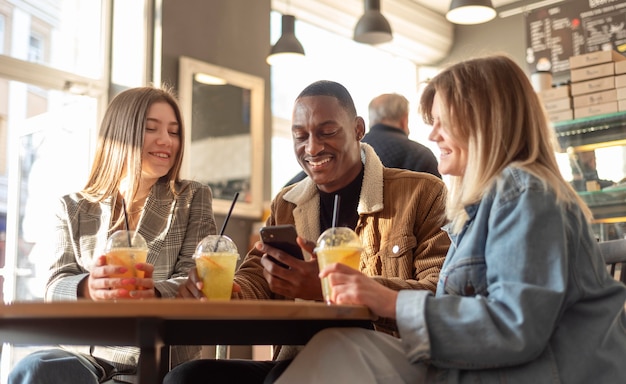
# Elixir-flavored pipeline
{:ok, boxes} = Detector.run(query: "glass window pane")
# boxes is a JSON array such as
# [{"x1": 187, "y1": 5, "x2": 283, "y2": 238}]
[
  {"x1": 111, "y1": 0, "x2": 148, "y2": 87},
  {"x1": 3, "y1": 0, "x2": 104, "y2": 79},
  {"x1": 0, "y1": 77, "x2": 97, "y2": 303},
  {"x1": 0, "y1": 14, "x2": 5, "y2": 54}
]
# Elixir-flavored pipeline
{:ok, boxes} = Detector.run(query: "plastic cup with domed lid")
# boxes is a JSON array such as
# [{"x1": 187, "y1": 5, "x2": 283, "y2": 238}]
[
  {"x1": 104, "y1": 230, "x2": 148, "y2": 294},
  {"x1": 193, "y1": 234, "x2": 240, "y2": 300},
  {"x1": 315, "y1": 227, "x2": 363, "y2": 304}
]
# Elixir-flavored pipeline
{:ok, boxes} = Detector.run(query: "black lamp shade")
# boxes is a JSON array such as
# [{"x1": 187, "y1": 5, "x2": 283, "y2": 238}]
[
  {"x1": 267, "y1": 15, "x2": 305, "y2": 65},
  {"x1": 446, "y1": 0, "x2": 496, "y2": 25},
  {"x1": 353, "y1": 0, "x2": 393, "y2": 45}
]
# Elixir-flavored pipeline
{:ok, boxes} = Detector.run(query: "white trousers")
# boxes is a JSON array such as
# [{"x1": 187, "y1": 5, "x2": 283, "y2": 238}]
[{"x1": 275, "y1": 328, "x2": 426, "y2": 384}]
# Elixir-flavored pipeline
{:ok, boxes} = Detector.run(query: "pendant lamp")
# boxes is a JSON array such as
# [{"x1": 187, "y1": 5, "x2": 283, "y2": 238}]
[
  {"x1": 267, "y1": 14, "x2": 305, "y2": 65},
  {"x1": 446, "y1": 0, "x2": 497, "y2": 25},
  {"x1": 354, "y1": 0, "x2": 393, "y2": 45}
]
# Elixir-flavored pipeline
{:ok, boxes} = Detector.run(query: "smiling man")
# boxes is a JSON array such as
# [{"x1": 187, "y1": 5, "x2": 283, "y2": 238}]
[{"x1": 168, "y1": 80, "x2": 450, "y2": 384}]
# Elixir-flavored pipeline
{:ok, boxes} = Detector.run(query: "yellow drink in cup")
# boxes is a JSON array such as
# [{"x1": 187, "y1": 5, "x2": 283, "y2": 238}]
[
  {"x1": 317, "y1": 246, "x2": 361, "y2": 303},
  {"x1": 105, "y1": 230, "x2": 149, "y2": 293},
  {"x1": 195, "y1": 252, "x2": 239, "y2": 299},
  {"x1": 106, "y1": 248, "x2": 148, "y2": 291},
  {"x1": 316, "y1": 227, "x2": 363, "y2": 304},
  {"x1": 194, "y1": 235, "x2": 240, "y2": 300}
]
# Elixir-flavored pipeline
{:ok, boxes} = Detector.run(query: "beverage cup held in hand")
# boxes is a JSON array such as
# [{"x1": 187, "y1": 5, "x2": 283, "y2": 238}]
[
  {"x1": 315, "y1": 227, "x2": 363, "y2": 304},
  {"x1": 105, "y1": 230, "x2": 148, "y2": 292},
  {"x1": 194, "y1": 235, "x2": 240, "y2": 300}
]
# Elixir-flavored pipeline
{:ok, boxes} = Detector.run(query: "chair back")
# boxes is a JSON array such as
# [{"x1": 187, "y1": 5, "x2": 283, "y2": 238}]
[{"x1": 599, "y1": 239, "x2": 626, "y2": 284}]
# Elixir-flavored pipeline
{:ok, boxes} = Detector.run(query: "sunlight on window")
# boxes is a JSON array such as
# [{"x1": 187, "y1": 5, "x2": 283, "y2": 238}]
[{"x1": 111, "y1": 0, "x2": 147, "y2": 87}]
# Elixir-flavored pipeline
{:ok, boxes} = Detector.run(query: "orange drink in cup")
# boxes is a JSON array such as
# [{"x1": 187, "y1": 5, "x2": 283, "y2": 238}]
[
  {"x1": 105, "y1": 230, "x2": 148, "y2": 293},
  {"x1": 194, "y1": 235, "x2": 240, "y2": 300},
  {"x1": 315, "y1": 227, "x2": 363, "y2": 304}
]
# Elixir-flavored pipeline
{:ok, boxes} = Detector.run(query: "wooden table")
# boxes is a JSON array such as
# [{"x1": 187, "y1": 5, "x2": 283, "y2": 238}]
[{"x1": 0, "y1": 299, "x2": 373, "y2": 384}]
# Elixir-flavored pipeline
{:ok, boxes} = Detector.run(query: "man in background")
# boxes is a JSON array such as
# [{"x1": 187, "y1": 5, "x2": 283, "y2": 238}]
[{"x1": 285, "y1": 92, "x2": 440, "y2": 186}]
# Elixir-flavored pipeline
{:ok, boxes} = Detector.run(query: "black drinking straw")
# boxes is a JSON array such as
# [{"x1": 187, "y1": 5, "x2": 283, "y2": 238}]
[
  {"x1": 214, "y1": 192, "x2": 239, "y2": 251},
  {"x1": 121, "y1": 198, "x2": 132, "y2": 246},
  {"x1": 332, "y1": 194, "x2": 340, "y2": 228}
]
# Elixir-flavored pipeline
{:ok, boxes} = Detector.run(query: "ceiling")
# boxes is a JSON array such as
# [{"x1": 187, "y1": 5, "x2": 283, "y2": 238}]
[{"x1": 272, "y1": 0, "x2": 536, "y2": 65}]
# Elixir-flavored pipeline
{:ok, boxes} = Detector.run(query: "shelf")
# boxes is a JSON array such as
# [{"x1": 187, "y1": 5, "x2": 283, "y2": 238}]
[
  {"x1": 554, "y1": 113, "x2": 626, "y2": 229},
  {"x1": 578, "y1": 186, "x2": 626, "y2": 223},
  {"x1": 553, "y1": 111, "x2": 626, "y2": 152}
]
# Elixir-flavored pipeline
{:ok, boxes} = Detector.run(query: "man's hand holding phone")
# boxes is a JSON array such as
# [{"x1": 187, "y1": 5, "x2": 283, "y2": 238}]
[
  {"x1": 259, "y1": 224, "x2": 304, "y2": 268},
  {"x1": 258, "y1": 225, "x2": 323, "y2": 300}
]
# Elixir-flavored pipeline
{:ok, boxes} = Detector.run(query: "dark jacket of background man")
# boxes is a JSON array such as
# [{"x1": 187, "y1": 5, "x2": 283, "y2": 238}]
[{"x1": 285, "y1": 93, "x2": 441, "y2": 186}]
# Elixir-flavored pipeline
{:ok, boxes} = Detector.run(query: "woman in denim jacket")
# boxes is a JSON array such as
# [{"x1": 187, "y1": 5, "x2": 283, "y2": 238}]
[{"x1": 273, "y1": 55, "x2": 626, "y2": 383}]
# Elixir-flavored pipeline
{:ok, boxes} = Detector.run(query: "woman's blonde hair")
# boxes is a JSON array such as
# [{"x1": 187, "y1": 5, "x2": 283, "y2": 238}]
[
  {"x1": 81, "y1": 86, "x2": 185, "y2": 204},
  {"x1": 419, "y1": 54, "x2": 592, "y2": 233}
]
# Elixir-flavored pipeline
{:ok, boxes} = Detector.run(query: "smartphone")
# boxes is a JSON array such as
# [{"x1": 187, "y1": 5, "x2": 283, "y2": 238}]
[{"x1": 259, "y1": 224, "x2": 304, "y2": 268}]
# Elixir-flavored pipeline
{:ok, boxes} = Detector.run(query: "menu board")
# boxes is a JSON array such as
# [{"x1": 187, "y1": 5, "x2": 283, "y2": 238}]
[{"x1": 526, "y1": 0, "x2": 626, "y2": 80}]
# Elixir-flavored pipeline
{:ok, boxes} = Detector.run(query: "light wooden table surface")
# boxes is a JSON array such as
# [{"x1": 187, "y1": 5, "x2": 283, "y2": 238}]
[{"x1": 0, "y1": 299, "x2": 373, "y2": 383}]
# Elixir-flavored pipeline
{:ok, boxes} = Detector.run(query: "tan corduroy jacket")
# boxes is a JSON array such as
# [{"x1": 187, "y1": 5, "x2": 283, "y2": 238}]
[{"x1": 234, "y1": 143, "x2": 450, "y2": 359}]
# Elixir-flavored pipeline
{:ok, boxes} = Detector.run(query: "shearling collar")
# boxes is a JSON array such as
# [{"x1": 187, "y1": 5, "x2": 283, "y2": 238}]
[
  {"x1": 283, "y1": 143, "x2": 385, "y2": 243},
  {"x1": 284, "y1": 143, "x2": 384, "y2": 213}
]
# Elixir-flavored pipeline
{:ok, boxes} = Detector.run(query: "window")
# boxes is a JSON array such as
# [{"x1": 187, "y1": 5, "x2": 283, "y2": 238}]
[
  {"x1": 0, "y1": 0, "x2": 108, "y2": 304},
  {"x1": 28, "y1": 34, "x2": 43, "y2": 63},
  {"x1": 0, "y1": 0, "x2": 116, "y2": 377},
  {"x1": 0, "y1": 14, "x2": 5, "y2": 54}
]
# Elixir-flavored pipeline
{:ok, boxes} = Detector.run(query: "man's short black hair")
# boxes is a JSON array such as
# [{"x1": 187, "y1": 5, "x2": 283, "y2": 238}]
[{"x1": 296, "y1": 80, "x2": 357, "y2": 118}]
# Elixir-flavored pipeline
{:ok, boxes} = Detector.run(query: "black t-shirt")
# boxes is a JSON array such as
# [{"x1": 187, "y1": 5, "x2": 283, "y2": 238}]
[{"x1": 318, "y1": 167, "x2": 364, "y2": 232}]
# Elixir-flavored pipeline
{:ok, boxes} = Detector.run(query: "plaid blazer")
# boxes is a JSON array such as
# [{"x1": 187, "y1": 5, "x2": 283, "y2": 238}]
[{"x1": 45, "y1": 179, "x2": 216, "y2": 383}]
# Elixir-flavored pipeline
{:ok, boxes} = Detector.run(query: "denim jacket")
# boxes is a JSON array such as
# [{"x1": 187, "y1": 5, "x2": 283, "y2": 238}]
[{"x1": 396, "y1": 167, "x2": 626, "y2": 383}]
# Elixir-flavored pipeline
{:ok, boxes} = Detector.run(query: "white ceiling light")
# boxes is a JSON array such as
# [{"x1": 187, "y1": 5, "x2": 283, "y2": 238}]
[
  {"x1": 446, "y1": 0, "x2": 497, "y2": 25},
  {"x1": 194, "y1": 73, "x2": 227, "y2": 85},
  {"x1": 267, "y1": 14, "x2": 306, "y2": 65},
  {"x1": 353, "y1": 0, "x2": 393, "y2": 44}
]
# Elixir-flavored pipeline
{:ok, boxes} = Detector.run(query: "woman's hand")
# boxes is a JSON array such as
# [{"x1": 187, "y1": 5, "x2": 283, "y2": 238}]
[
  {"x1": 177, "y1": 267, "x2": 205, "y2": 299},
  {"x1": 320, "y1": 263, "x2": 398, "y2": 319},
  {"x1": 128, "y1": 262, "x2": 156, "y2": 298},
  {"x1": 83, "y1": 255, "x2": 157, "y2": 300}
]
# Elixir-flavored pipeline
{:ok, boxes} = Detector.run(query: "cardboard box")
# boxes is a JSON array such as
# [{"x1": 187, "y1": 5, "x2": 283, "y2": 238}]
[
  {"x1": 573, "y1": 89, "x2": 617, "y2": 108},
  {"x1": 615, "y1": 60, "x2": 626, "y2": 75},
  {"x1": 569, "y1": 50, "x2": 626, "y2": 69},
  {"x1": 570, "y1": 62, "x2": 615, "y2": 82},
  {"x1": 574, "y1": 101, "x2": 618, "y2": 119},
  {"x1": 571, "y1": 76, "x2": 615, "y2": 96},
  {"x1": 543, "y1": 97, "x2": 572, "y2": 113},
  {"x1": 616, "y1": 74, "x2": 626, "y2": 88},
  {"x1": 547, "y1": 109, "x2": 573, "y2": 123},
  {"x1": 537, "y1": 85, "x2": 570, "y2": 101}
]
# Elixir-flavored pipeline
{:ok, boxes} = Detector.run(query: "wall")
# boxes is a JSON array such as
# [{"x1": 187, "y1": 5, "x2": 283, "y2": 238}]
[
  {"x1": 438, "y1": 13, "x2": 527, "y2": 72},
  {"x1": 160, "y1": 0, "x2": 272, "y2": 257}
]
